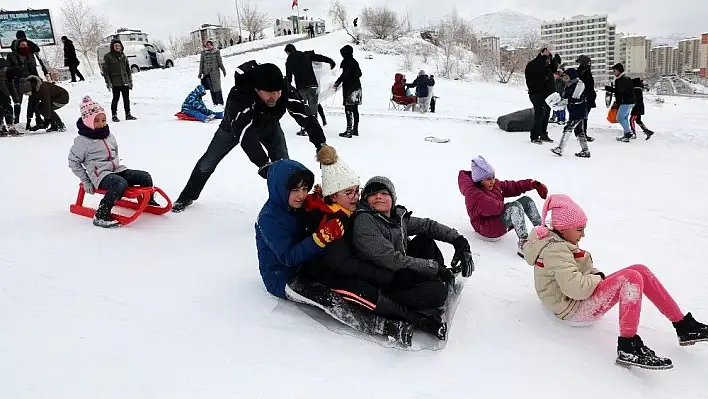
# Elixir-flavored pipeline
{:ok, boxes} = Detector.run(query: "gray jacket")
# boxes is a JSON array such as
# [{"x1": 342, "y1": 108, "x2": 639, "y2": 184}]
[
  {"x1": 68, "y1": 133, "x2": 127, "y2": 188},
  {"x1": 199, "y1": 49, "x2": 226, "y2": 92},
  {"x1": 352, "y1": 203, "x2": 461, "y2": 277}
]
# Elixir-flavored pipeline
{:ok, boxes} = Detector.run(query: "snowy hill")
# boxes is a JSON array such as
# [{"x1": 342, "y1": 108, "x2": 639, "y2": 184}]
[
  {"x1": 2, "y1": 30, "x2": 708, "y2": 398},
  {"x1": 472, "y1": 9, "x2": 542, "y2": 45},
  {"x1": 650, "y1": 33, "x2": 693, "y2": 47}
]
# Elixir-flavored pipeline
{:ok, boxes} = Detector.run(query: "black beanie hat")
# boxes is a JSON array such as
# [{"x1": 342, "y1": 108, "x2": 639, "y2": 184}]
[
  {"x1": 252, "y1": 63, "x2": 284, "y2": 92},
  {"x1": 16, "y1": 30, "x2": 26, "y2": 39},
  {"x1": 284, "y1": 43, "x2": 296, "y2": 53}
]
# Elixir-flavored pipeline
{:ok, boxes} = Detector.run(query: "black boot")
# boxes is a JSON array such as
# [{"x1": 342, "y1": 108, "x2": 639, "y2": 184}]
[
  {"x1": 539, "y1": 133, "x2": 553, "y2": 143},
  {"x1": 374, "y1": 295, "x2": 447, "y2": 341},
  {"x1": 112, "y1": 114, "x2": 120, "y2": 123},
  {"x1": 93, "y1": 201, "x2": 120, "y2": 228},
  {"x1": 616, "y1": 335, "x2": 672, "y2": 370},
  {"x1": 673, "y1": 312, "x2": 708, "y2": 346},
  {"x1": 339, "y1": 109, "x2": 354, "y2": 138},
  {"x1": 351, "y1": 110, "x2": 359, "y2": 136},
  {"x1": 125, "y1": 113, "x2": 137, "y2": 121},
  {"x1": 171, "y1": 198, "x2": 194, "y2": 213}
]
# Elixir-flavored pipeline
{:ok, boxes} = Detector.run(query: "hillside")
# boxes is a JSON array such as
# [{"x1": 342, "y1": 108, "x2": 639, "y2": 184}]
[{"x1": 472, "y1": 9, "x2": 541, "y2": 45}]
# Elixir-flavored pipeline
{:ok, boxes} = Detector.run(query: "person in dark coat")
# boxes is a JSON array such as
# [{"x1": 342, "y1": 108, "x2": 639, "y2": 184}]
[
  {"x1": 573, "y1": 55, "x2": 596, "y2": 142},
  {"x1": 61, "y1": 36, "x2": 85, "y2": 82},
  {"x1": 172, "y1": 62, "x2": 328, "y2": 213},
  {"x1": 334, "y1": 45, "x2": 362, "y2": 138},
  {"x1": 284, "y1": 44, "x2": 335, "y2": 136},
  {"x1": 6, "y1": 35, "x2": 46, "y2": 127},
  {"x1": 604, "y1": 63, "x2": 635, "y2": 142},
  {"x1": 630, "y1": 77, "x2": 654, "y2": 140},
  {"x1": 300, "y1": 146, "x2": 449, "y2": 341},
  {"x1": 255, "y1": 157, "x2": 415, "y2": 347},
  {"x1": 524, "y1": 48, "x2": 555, "y2": 144},
  {"x1": 407, "y1": 70, "x2": 435, "y2": 112},
  {"x1": 19, "y1": 75, "x2": 69, "y2": 132},
  {"x1": 102, "y1": 39, "x2": 135, "y2": 122}
]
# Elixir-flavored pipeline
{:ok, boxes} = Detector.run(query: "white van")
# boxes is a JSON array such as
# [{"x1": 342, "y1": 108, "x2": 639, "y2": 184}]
[{"x1": 97, "y1": 41, "x2": 174, "y2": 75}]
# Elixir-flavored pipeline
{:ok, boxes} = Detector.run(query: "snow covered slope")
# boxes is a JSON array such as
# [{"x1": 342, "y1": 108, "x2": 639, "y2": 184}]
[
  {"x1": 472, "y1": 9, "x2": 542, "y2": 46},
  {"x1": 1, "y1": 30, "x2": 708, "y2": 399}
]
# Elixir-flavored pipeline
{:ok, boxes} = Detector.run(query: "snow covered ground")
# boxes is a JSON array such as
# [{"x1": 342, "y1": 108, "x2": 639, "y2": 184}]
[{"x1": 2, "y1": 30, "x2": 708, "y2": 398}]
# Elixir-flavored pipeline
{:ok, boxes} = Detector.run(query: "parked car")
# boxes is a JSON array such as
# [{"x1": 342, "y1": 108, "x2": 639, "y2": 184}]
[{"x1": 97, "y1": 41, "x2": 174, "y2": 75}]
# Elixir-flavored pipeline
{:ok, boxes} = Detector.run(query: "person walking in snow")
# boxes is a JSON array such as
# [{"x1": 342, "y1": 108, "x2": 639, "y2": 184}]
[
  {"x1": 0, "y1": 58, "x2": 21, "y2": 136},
  {"x1": 284, "y1": 44, "x2": 336, "y2": 136},
  {"x1": 255, "y1": 157, "x2": 414, "y2": 347},
  {"x1": 407, "y1": 70, "x2": 435, "y2": 113},
  {"x1": 198, "y1": 40, "x2": 227, "y2": 106},
  {"x1": 61, "y1": 36, "x2": 85, "y2": 82},
  {"x1": 604, "y1": 63, "x2": 635, "y2": 142},
  {"x1": 458, "y1": 155, "x2": 547, "y2": 257},
  {"x1": 574, "y1": 55, "x2": 596, "y2": 142},
  {"x1": 630, "y1": 77, "x2": 654, "y2": 140},
  {"x1": 550, "y1": 68, "x2": 592, "y2": 158},
  {"x1": 333, "y1": 45, "x2": 362, "y2": 138},
  {"x1": 524, "y1": 48, "x2": 555, "y2": 144},
  {"x1": 300, "y1": 146, "x2": 449, "y2": 341},
  {"x1": 352, "y1": 176, "x2": 475, "y2": 310},
  {"x1": 180, "y1": 85, "x2": 224, "y2": 123},
  {"x1": 18, "y1": 75, "x2": 69, "y2": 132},
  {"x1": 102, "y1": 39, "x2": 136, "y2": 122},
  {"x1": 523, "y1": 194, "x2": 708, "y2": 370},
  {"x1": 68, "y1": 96, "x2": 158, "y2": 228},
  {"x1": 171, "y1": 62, "x2": 328, "y2": 213}
]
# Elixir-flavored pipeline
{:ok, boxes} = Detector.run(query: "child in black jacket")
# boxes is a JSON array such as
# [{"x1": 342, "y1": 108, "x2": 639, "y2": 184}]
[{"x1": 630, "y1": 78, "x2": 654, "y2": 140}]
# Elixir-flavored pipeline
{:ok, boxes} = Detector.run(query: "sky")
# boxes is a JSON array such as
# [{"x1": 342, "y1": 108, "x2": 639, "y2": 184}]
[{"x1": 3, "y1": 0, "x2": 707, "y2": 43}]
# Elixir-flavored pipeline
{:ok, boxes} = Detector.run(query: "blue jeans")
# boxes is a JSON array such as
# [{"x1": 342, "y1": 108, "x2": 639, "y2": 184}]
[
  {"x1": 553, "y1": 109, "x2": 566, "y2": 122},
  {"x1": 617, "y1": 104, "x2": 634, "y2": 133}
]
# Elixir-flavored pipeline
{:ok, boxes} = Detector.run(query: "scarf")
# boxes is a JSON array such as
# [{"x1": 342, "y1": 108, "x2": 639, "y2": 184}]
[{"x1": 76, "y1": 118, "x2": 110, "y2": 140}]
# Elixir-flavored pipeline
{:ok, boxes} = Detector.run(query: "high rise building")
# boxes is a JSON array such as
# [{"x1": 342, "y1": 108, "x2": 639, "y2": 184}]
[
  {"x1": 700, "y1": 33, "x2": 708, "y2": 78},
  {"x1": 480, "y1": 36, "x2": 501, "y2": 65},
  {"x1": 540, "y1": 14, "x2": 617, "y2": 84},
  {"x1": 649, "y1": 45, "x2": 677, "y2": 76},
  {"x1": 677, "y1": 38, "x2": 701, "y2": 76},
  {"x1": 619, "y1": 36, "x2": 649, "y2": 76}
]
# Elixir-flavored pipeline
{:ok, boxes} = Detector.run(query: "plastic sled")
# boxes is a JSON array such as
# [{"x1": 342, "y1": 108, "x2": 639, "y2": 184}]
[
  {"x1": 69, "y1": 184, "x2": 172, "y2": 226},
  {"x1": 175, "y1": 112, "x2": 201, "y2": 121}
]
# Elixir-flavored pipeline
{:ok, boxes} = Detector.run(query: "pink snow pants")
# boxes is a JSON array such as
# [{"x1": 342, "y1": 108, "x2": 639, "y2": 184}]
[{"x1": 571, "y1": 264, "x2": 684, "y2": 337}]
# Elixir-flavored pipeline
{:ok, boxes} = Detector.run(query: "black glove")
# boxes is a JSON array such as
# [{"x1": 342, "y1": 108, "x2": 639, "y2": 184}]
[
  {"x1": 257, "y1": 162, "x2": 273, "y2": 179},
  {"x1": 437, "y1": 265, "x2": 455, "y2": 286},
  {"x1": 451, "y1": 236, "x2": 475, "y2": 277},
  {"x1": 594, "y1": 272, "x2": 606, "y2": 280}
]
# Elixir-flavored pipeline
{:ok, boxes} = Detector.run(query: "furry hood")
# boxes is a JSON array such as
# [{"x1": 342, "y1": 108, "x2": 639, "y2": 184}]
[{"x1": 27, "y1": 75, "x2": 43, "y2": 91}]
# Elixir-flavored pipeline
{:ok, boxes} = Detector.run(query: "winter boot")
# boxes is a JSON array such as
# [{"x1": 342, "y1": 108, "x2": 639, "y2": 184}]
[
  {"x1": 112, "y1": 114, "x2": 120, "y2": 123},
  {"x1": 574, "y1": 150, "x2": 591, "y2": 158},
  {"x1": 374, "y1": 295, "x2": 447, "y2": 341},
  {"x1": 296, "y1": 129, "x2": 308, "y2": 136},
  {"x1": 93, "y1": 202, "x2": 120, "y2": 228},
  {"x1": 517, "y1": 239, "x2": 527, "y2": 258},
  {"x1": 7, "y1": 125, "x2": 23, "y2": 136},
  {"x1": 673, "y1": 312, "x2": 708, "y2": 346},
  {"x1": 645, "y1": 130, "x2": 654, "y2": 140},
  {"x1": 380, "y1": 319, "x2": 414, "y2": 347},
  {"x1": 550, "y1": 147, "x2": 563, "y2": 156},
  {"x1": 616, "y1": 335, "x2": 672, "y2": 370},
  {"x1": 171, "y1": 198, "x2": 193, "y2": 213},
  {"x1": 539, "y1": 134, "x2": 553, "y2": 143},
  {"x1": 340, "y1": 109, "x2": 354, "y2": 138},
  {"x1": 0, "y1": 125, "x2": 7, "y2": 137},
  {"x1": 125, "y1": 113, "x2": 137, "y2": 121},
  {"x1": 148, "y1": 195, "x2": 160, "y2": 207},
  {"x1": 530, "y1": 138, "x2": 543, "y2": 145},
  {"x1": 616, "y1": 132, "x2": 632, "y2": 142}
]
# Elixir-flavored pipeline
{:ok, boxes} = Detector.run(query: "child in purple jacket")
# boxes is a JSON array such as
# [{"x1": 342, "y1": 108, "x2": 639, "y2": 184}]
[{"x1": 458, "y1": 155, "x2": 547, "y2": 257}]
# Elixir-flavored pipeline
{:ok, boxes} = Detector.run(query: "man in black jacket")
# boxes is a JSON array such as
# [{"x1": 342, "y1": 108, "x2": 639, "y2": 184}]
[
  {"x1": 524, "y1": 48, "x2": 555, "y2": 144},
  {"x1": 284, "y1": 44, "x2": 335, "y2": 136},
  {"x1": 605, "y1": 63, "x2": 636, "y2": 142},
  {"x1": 172, "y1": 62, "x2": 328, "y2": 213},
  {"x1": 61, "y1": 36, "x2": 85, "y2": 82}
]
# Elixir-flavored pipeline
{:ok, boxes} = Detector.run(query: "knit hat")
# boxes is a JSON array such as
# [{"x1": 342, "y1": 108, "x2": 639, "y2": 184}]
[
  {"x1": 470, "y1": 155, "x2": 495, "y2": 182},
  {"x1": 80, "y1": 96, "x2": 106, "y2": 128},
  {"x1": 316, "y1": 145, "x2": 360, "y2": 196},
  {"x1": 535, "y1": 194, "x2": 587, "y2": 239},
  {"x1": 418, "y1": 69, "x2": 426, "y2": 76},
  {"x1": 563, "y1": 68, "x2": 578, "y2": 80},
  {"x1": 362, "y1": 176, "x2": 397, "y2": 205},
  {"x1": 251, "y1": 63, "x2": 284, "y2": 92}
]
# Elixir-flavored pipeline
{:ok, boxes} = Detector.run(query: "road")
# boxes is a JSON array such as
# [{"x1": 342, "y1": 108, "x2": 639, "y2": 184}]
[{"x1": 657, "y1": 76, "x2": 708, "y2": 97}]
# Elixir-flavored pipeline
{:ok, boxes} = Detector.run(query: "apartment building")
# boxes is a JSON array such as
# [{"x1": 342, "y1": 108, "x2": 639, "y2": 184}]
[
  {"x1": 700, "y1": 33, "x2": 708, "y2": 78},
  {"x1": 649, "y1": 45, "x2": 677, "y2": 76},
  {"x1": 677, "y1": 38, "x2": 701, "y2": 75},
  {"x1": 619, "y1": 35, "x2": 649, "y2": 76},
  {"x1": 540, "y1": 14, "x2": 617, "y2": 84},
  {"x1": 480, "y1": 36, "x2": 501, "y2": 64}
]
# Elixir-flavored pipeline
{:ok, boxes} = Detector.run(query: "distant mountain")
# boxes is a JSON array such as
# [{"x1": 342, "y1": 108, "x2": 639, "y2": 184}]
[
  {"x1": 649, "y1": 33, "x2": 695, "y2": 47},
  {"x1": 472, "y1": 9, "x2": 541, "y2": 46}
]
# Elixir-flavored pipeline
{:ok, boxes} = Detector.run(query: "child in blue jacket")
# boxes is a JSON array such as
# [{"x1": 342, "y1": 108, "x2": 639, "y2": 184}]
[
  {"x1": 255, "y1": 157, "x2": 415, "y2": 346},
  {"x1": 181, "y1": 85, "x2": 224, "y2": 122},
  {"x1": 550, "y1": 68, "x2": 591, "y2": 158}
]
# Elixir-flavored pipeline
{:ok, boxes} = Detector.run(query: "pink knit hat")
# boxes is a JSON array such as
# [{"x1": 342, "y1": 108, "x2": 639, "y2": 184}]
[
  {"x1": 535, "y1": 194, "x2": 588, "y2": 239},
  {"x1": 80, "y1": 96, "x2": 106, "y2": 129}
]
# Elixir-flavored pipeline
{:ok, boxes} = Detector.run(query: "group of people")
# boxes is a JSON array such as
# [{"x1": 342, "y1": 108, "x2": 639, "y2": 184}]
[{"x1": 391, "y1": 70, "x2": 437, "y2": 113}]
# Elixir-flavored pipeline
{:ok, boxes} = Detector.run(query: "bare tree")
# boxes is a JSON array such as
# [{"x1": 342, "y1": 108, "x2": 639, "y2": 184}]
[
  {"x1": 481, "y1": 34, "x2": 541, "y2": 83},
  {"x1": 328, "y1": 0, "x2": 359, "y2": 43},
  {"x1": 360, "y1": 6, "x2": 408, "y2": 40},
  {"x1": 433, "y1": 8, "x2": 477, "y2": 79},
  {"x1": 216, "y1": 13, "x2": 234, "y2": 27},
  {"x1": 59, "y1": 0, "x2": 110, "y2": 75},
  {"x1": 239, "y1": 1, "x2": 270, "y2": 41},
  {"x1": 167, "y1": 33, "x2": 200, "y2": 58}
]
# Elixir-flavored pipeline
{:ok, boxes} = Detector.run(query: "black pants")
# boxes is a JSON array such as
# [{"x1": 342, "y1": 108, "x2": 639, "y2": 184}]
[
  {"x1": 97, "y1": 169, "x2": 153, "y2": 210},
  {"x1": 430, "y1": 96, "x2": 436, "y2": 113},
  {"x1": 574, "y1": 107, "x2": 592, "y2": 137},
  {"x1": 11, "y1": 89, "x2": 43, "y2": 125},
  {"x1": 529, "y1": 93, "x2": 551, "y2": 141},
  {"x1": 385, "y1": 235, "x2": 448, "y2": 310},
  {"x1": 344, "y1": 105, "x2": 359, "y2": 132},
  {"x1": 317, "y1": 104, "x2": 327, "y2": 125},
  {"x1": 41, "y1": 101, "x2": 67, "y2": 126},
  {"x1": 69, "y1": 65, "x2": 85, "y2": 82},
  {"x1": 178, "y1": 125, "x2": 289, "y2": 201},
  {"x1": 210, "y1": 90, "x2": 224, "y2": 106},
  {"x1": 111, "y1": 86, "x2": 130, "y2": 115},
  {"x1": 298, "y1": 87, "x2": 319, "y2": 132},
  {"x1": 0, "y1": 95, "x2": 12, "y2": 125}
]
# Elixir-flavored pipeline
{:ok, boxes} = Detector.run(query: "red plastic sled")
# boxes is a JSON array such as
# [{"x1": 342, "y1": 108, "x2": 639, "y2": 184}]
[
  {"x1": 175, "y1": 112, "x2": 200, "y2": 121},
  {"x1": 69, "y1": 184, "x2": 172, "y2": 226}
]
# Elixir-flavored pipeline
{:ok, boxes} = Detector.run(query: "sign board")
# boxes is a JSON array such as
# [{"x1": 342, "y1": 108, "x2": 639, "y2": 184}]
[{"x1": 0, "y1": 9, "x2": 56, "y2": 49}]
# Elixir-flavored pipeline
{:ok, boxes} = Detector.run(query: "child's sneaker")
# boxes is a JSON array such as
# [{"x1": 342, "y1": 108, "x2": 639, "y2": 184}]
[
  {"x1": 616, "y1": 335, "x2": 672, "y2": 370},
  {"x1": 616, "y1": 133, "x2": 632, "y2": 142},
  {"x1": 673, "y1": 312, "x2": 708, "y2": 346},
  {"x1": 517, "y1": 239, "x2": 527, "y2": 258},
  {"x1": 550, "y1": 147, "x2": 563, "y2": 156},
  {"x1": 575, "y1": 150, "x2": 591, "y2": 158},
  {"x1": 630, "y1": 132, "x2": 637, "y2": 139}
]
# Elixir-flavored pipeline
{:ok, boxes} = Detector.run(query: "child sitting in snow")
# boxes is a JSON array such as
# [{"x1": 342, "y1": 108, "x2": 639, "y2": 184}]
[
  {"x1": 458, "y1": 155, "x2": 547, "y2": 257},
  {"x1": 550, "y1": 68, "x2": 591, "y2": 158},
  {"x1": 524, "y1": 194, "x2": 708, "y2": 370},
  {"x1": 181, "y1": 85, "x2": 224, "y2": 123},
  {"x1": 68, "y1": 96, "x2": 157, "y2": 228}
]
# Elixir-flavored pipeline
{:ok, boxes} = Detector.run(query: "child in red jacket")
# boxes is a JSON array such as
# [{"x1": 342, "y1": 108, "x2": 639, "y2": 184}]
[{"x1": 458, "y1": 155, "x2": 548, "y2": 257}]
